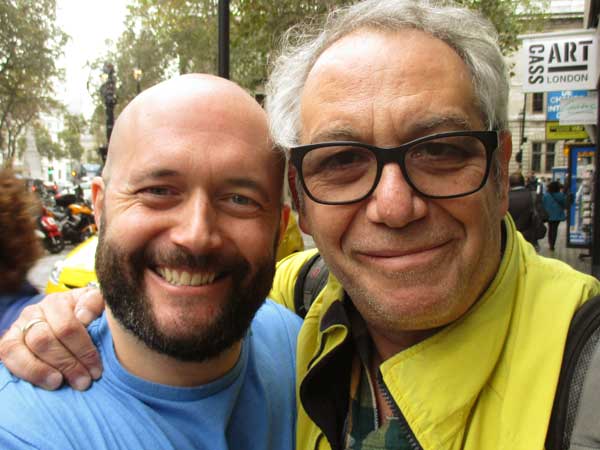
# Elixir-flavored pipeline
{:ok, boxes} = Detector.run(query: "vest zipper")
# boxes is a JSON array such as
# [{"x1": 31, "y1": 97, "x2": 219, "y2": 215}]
[{"x1": 376, "y1": 370, "x2": 423, "y2": 450}]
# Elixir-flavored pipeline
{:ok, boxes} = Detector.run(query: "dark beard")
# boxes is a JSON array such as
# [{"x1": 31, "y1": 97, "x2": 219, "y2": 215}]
[{"x1": 95, "y1": 221, "x2": 276, "y2": 363}]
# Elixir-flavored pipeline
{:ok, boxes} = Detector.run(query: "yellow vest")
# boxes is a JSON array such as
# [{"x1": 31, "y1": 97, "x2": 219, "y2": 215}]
[
  {"x1": 270, "y1": 217, "x2": 600, "y2": 450},
  {"x1": 276, "y1": 212, "x2": 304, "y2": 262}
]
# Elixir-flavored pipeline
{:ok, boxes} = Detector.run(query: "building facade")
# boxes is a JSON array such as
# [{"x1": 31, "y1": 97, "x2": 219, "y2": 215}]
[{"x1": 508, "y1": 0, "x2": 588, "y2": 184}]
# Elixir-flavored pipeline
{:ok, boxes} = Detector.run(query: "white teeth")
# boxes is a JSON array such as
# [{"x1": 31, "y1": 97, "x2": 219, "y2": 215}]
[
  {"x1": 180, "y1": 271, "x2": 191, "y2": 285},
  {"x1": 171, "y1": 270, "x2": 180, "y2": 284},
  {"x1": 156, "y1": 267, "x2": 217, "y2": 287},
  {"x1": 191, "y1": 273, "x2": 203, "y2": 285}
]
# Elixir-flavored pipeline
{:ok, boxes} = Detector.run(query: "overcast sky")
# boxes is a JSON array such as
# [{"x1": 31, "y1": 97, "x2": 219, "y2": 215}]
[{"x1": 55, "y1": 0, "x2": 129, "y2": 118}]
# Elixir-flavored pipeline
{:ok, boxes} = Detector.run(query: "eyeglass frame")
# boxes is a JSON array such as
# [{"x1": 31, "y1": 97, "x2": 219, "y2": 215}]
[{"x1": 289, "y1": 130, "x2": 500, "y2": 205}]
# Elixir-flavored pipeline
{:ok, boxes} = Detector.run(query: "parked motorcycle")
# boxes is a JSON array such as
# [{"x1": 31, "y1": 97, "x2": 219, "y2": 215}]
[
  {"x1": 36, "y1": 207, "x2": 65, "y2": 254},
  {"x1": 52, "y1": 194, "x2": 97, "y2": 244}
]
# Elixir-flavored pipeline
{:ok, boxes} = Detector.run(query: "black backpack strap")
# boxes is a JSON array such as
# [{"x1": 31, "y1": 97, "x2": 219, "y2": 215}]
[
  {"x1": 546, "y1": 295, "x2": 600, "y2": 450},
  {"x1": 293, "y1": 253, "x2": 329, "y2": 319}
]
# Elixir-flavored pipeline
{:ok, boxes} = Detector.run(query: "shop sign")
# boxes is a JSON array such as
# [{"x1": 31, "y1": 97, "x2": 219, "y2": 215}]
[
  {"x1": 522, "y1": 31, "x2": 598, "y2": 92},
  {"x1": 559, "y1": 92, "x2": 597, "y2": 125},
  {"x1": 546, "y1": 90, "x2": 588, "y2": 121},
  {"x1": 546, "y1": 121, "x2": 589, "y2": 140}
]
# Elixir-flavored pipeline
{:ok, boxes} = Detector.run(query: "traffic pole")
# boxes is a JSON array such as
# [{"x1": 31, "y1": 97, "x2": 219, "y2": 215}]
[{"x1": 218, "y1": 0, "x2": 230, "y2": 79}]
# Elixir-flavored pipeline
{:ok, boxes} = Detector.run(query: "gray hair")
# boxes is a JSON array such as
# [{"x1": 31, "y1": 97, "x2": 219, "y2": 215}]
[{"x1": 265, "y1": 0, "x2": 509, "y2": 154}]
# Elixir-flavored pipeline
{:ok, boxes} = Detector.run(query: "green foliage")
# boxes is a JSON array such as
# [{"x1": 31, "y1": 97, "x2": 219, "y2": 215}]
[
  {"x1": 33, "y1": 123, "x2": 63, "y2": 160},
  {"x1": 16, "y1": 135, "x2": 26, "y2": 158},
  {"x1": 59, "y1": 113, "x2": 87, "y2": 162},
  {"x1": 0, "y1": 0, "x2": 68, "y2": 161},
  {"x1": 456, "y1": 0, "x2": 548, "y2": 55},
  {"x1": 88, "y1": 0, "x2": 548, "y2": 134}
]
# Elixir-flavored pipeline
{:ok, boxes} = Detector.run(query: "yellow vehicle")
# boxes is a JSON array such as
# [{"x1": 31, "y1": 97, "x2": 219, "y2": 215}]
[
  {"x1": 46, "y1": 211, "x2": 305, "y2": 293},
  {"x1": 46, "y1": 235, "x2": 99, "y2": 293}
]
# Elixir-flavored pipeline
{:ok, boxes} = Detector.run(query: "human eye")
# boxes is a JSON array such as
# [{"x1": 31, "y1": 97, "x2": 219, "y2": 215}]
[
  {"x1": 136, "y1": 186, "x2": 180, "y2": 207},
  {"x1": 304, "y1": 146, "x2": 372, "y2": 177},
  {"x1": 408, "y1": 138, "x2": 483, "y2": 166},
  {"x1": 410, "y1": 143, "x2": 467, "y2": 160},
  {"x1": 221, "y1": 193, "x2": 262, "y2": 216},
  {"x1": 230, "y1": 193, "x2": 256, "y2": 206},
  {"x1": 141, "y1": 186, "x2": 175, "y2": 196}
]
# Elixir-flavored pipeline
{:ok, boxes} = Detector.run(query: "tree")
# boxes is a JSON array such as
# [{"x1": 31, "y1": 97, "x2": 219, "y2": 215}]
[
  {"x1": 59, "y1": 113, "x2": 87, "y2": 162},
  {"x1": 33, "y1": 123, "x2": 63, "y2": 161},
  {"x1": 0, "y1": 0, "x2": 68, "y2": 163},
  {"x1": 87, "y1": 0, "x2": 547, "y2": 134},
  {"x1": 457, "y1": 0, "x2": 548, "y2": 56}
]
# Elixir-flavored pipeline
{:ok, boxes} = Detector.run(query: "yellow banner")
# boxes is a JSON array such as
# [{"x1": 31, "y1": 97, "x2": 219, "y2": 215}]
[{"x1": 546, "y1": 121, "x2": 588, "y2": 140}]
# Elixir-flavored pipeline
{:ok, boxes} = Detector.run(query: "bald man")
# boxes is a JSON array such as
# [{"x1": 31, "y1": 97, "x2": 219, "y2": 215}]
[{"x1": 0, "y1": 75, "x2": 301, "y2": 450}]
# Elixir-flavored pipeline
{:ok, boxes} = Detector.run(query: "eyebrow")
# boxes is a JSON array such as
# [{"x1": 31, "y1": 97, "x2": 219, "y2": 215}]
[
  {"x1": 414, "y1": 115, "x2": 473, "y2": 133},
  {"x1": 129, "y1": 170, "x2": 274, "y2": 202},
  {"x1": 129, "y1": 168, "x2": 181, "y2": 186},
  {"x1": 309, "y1": 126, "x2": 361, "y2": 144},
  {"x1": 308, "y1": 115, "x2": 475, "y2": 145}
]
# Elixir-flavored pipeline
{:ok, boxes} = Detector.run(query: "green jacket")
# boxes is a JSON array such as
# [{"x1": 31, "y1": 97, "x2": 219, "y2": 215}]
[{"x1": 270, "y1": 217, "x2": 600, "y2": 450}]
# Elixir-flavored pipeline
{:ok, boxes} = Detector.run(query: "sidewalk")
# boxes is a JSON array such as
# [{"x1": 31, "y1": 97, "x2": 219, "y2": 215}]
[{"x1": 536, "y1": 221, "x2": 594, "y2": 276}]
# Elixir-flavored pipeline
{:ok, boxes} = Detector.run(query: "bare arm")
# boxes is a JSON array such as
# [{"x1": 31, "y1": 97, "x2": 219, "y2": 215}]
[{"x1": 0, "y1": 288, "x2": 106, "y2": 390}]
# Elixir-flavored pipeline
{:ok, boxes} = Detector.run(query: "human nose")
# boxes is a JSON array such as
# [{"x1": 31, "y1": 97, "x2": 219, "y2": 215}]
[
  {"x1": 365, "y1": 163, "x2": 428, "y2": 228},
  {"x1": 169, "y1": 196, "x2": 224, "y2": 253}
]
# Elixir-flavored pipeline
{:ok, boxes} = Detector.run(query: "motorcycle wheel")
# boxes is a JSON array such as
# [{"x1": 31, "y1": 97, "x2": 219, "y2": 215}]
[{"x1": 46, "y1": 236, "x2": 65, "y2": 254}]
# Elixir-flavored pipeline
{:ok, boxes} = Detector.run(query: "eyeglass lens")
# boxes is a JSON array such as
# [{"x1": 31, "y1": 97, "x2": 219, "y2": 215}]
[{"x1": 301, "y1": 135, "x2": 488, "y2": 203}]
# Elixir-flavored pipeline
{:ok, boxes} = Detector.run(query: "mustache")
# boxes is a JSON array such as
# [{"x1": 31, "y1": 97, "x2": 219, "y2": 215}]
[{"x1": 141, "y1": 246, "x2": 250, "y2": 274}]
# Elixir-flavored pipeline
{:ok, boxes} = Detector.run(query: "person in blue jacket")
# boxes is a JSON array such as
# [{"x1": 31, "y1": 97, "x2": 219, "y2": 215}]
[
  {"x1": 542, "y1": 181, "x2": 567, "y2": 251},
  {"x1": 0, "y1": 167, "x2": 43, "y2": 333}
]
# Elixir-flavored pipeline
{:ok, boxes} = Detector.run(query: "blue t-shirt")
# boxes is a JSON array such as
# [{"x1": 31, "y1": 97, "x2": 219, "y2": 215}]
[{"x1": 0, "y1": 299, "x2": 301, "y2": 450}]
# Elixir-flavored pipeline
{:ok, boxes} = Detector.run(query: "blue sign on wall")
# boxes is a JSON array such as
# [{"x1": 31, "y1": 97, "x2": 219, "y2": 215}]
[
  {"x1": 567, "y1": 145, "x2": 595, "y2": 248},
  {"x1": 546, "y1": 90, "x2": 588, "y2": 121}
]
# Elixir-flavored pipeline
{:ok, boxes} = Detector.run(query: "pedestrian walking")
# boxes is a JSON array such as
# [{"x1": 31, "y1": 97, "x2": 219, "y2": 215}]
[
  {"x1": 543, "y1": 181, "x2": 567, "y2": 251},
  {"x1": 508, "y1": 172, "x2": 546, "y2": 249}
]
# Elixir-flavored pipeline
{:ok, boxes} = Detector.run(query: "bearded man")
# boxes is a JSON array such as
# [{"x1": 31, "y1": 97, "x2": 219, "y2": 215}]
[{"x1": 0, "y1": 74, "x2": 300, "y2": 450}]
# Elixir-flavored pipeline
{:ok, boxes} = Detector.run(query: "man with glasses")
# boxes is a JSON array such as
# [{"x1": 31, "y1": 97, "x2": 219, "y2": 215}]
[
  {"x1": 2, "y1": 1, "x2": 600, "y2": 449},
  {"x1": 266, "y1": 1, "x2": 600, "y2": 448}
]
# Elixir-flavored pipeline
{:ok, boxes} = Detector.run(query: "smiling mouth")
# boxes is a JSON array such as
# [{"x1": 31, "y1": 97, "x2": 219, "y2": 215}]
[{"x1": 154, "y1": 266, "x2": 221, "y2": 287}]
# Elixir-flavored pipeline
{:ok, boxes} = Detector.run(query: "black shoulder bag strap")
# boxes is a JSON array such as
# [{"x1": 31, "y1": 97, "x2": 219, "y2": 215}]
[
  {"x1": 546, "y1": 294, "x2": 600, "y2": 450},
  {"x1": 293, "y1": 253, "x2": 329, "y2": 319}
]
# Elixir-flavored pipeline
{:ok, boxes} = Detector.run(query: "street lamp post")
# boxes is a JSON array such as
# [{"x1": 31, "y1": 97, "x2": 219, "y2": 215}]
[
  {"x1": 133, "y1": 68, "x2": 143, "y2": 95},
  {"x1": 99, "y1": 62, "x2": 117, "y2": 163},
  {"x1": 218, "y1": 0, "x2": 230, "y2": 79},
  {"x1": 100, "y1": 62, "x2": 117, "y2": 144}
]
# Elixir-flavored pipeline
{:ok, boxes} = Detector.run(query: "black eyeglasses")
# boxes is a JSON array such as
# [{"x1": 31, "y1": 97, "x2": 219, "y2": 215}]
[{"x1": 290, "y1": 130, "x2": 499, "y2": 205}]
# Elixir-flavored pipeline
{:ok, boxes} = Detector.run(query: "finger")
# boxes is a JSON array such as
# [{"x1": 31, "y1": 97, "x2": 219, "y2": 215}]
[
  {"x1": 0, "y1": 321, "x2": 63, "y2": 390},
  {"x1": 74, "y1": 288, "x2": 106, "y2": 326},
  {"x1": 37, "y1": 291, "x2": 103, "y2": 386},
  {"x1": 23, "y1": 317, "x2": 94, "y2": 391}
]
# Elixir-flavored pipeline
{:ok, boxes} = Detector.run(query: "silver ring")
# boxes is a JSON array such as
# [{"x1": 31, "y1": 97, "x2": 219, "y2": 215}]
[{"x1": 20, "y1": 318, "x2": 46, "y2": 339}]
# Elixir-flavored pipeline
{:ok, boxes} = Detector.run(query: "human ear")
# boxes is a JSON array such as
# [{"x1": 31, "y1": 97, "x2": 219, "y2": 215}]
[
  {"x1": 278, "y1": 204, "x2": 291, "y2": 245},
  {"x1": 498, "y1": 130, "x2": 513, "y2": 214},
  {"x1": 91, "y1": 177, "x2": 105, "y2": 231}
]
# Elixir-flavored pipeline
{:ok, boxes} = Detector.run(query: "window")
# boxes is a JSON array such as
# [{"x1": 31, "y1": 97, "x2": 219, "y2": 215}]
[
  {"x1": 531, "y1": 142, "x2": 542, "y2": 172},
  {"x1": 545, "y1": 142, "x2": 556, "y2": 172},
  {"x1": 532, "y1": 92, "x2": 544, "y2": 113}
]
